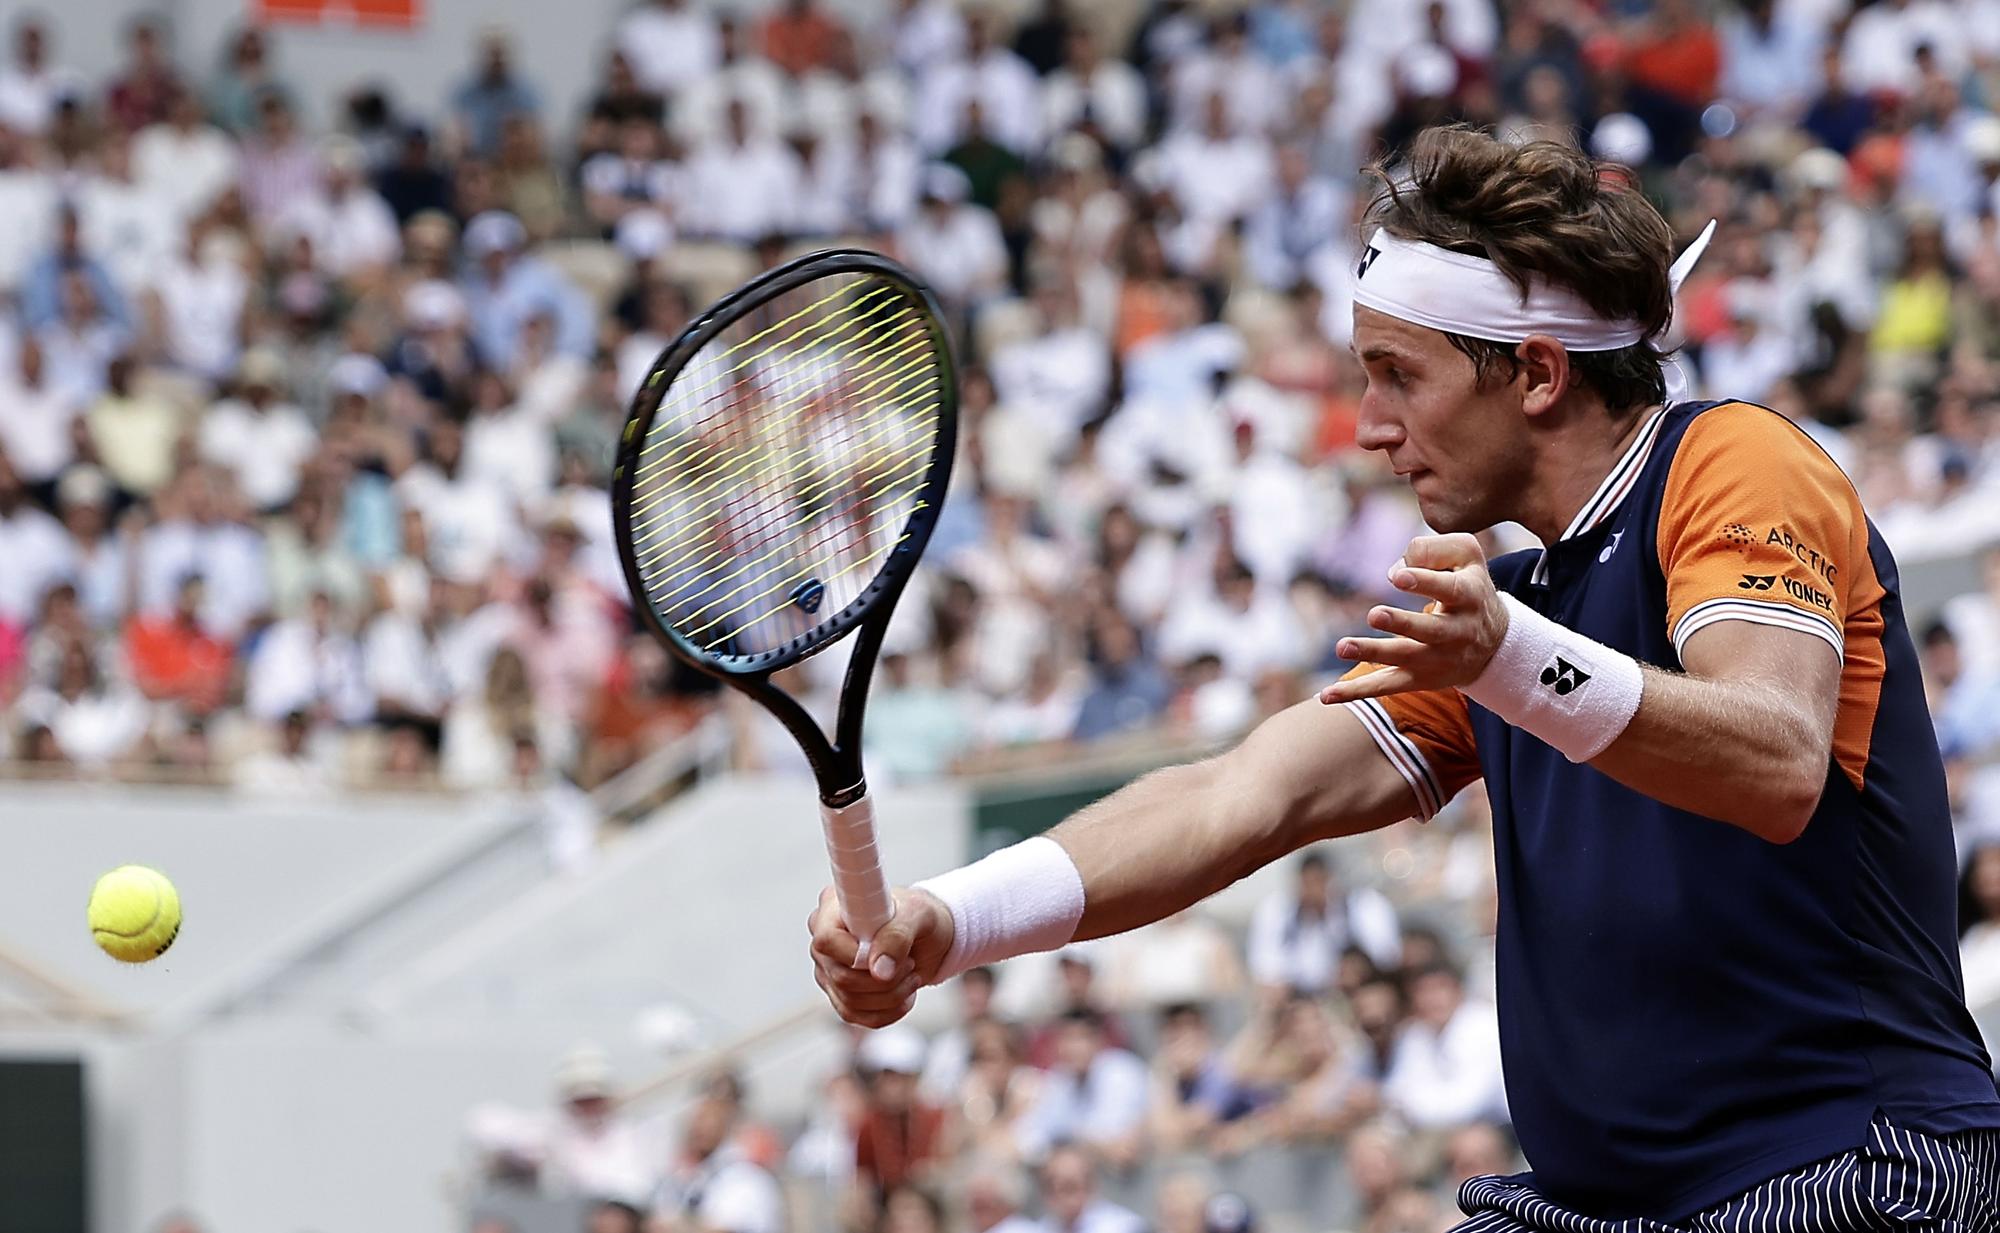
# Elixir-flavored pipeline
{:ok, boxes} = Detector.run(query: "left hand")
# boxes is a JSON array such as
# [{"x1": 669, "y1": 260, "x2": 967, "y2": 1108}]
[{"x1": 1317, "y1": 533, "x2": 1511, "y2": 704}]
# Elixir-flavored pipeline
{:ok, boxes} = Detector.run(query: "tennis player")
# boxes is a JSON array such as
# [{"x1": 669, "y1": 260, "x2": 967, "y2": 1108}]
[{"x1": 808, "y1": 127, "x2": 2000, "y2": 1229}]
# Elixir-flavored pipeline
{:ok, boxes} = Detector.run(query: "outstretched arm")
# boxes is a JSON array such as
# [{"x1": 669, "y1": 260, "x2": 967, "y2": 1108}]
[{"x1": 808, "y1": 699, "x2": 1422, "y2": 1027}]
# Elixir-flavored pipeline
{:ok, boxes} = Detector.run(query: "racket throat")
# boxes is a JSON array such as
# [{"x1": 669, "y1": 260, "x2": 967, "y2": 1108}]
[{"x1": 822, "y1": 778, "x2": 869, "y2": 809}]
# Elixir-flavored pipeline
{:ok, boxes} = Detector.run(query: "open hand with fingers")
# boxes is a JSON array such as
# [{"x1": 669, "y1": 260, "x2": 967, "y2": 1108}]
[
  {"x1": 808, "y1": 886, "x2": 956, "y2": 1028},
  {"x1": 1316, "y1": 533, "x2": 1511, "y2": 705}
]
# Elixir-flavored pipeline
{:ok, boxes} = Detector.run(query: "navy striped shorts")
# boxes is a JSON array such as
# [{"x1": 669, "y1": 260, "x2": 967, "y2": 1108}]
[{"x1": 1454, "y1": 1117, "x2": 2000, "y2": 1233}]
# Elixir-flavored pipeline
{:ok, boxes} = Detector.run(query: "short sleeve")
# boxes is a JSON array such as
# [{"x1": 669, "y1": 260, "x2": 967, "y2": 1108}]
[
  {"x1": 1656, "y1": 404, "x2": 1858, "y2": 664},
  {"x1": 1339, "y1": 664, "x2": 1481, "y2": 821}
]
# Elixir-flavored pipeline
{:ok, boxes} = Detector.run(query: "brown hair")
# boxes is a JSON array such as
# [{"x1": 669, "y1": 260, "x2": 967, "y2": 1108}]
[{"x1": 1364, "y1": 126, "x2": 1677, "y2": 413}]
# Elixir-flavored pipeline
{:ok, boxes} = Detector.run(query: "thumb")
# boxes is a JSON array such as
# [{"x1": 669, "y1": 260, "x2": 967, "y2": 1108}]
[{"x1": 863, "y1": 899, "x2": 920, "y2": 983}]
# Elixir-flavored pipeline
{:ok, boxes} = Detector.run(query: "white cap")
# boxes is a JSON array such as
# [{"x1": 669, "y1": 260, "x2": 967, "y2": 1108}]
[
  {"x1": 923, "y1": 163, "x2": 972, "y2": 204},
  {"x1": 616, "y1": 208, "x2": 674, "y2": 261},
  {"x1": 464, "y1": 210, "x2": 527, "y2": 257},
  {"x1": 1397, "y1": 44, "x2": 1458, "y2": 99},
  {"x1": 1788, "y1": 147, "x2": 1849, "y2": 192},
  {"x1": 554, "y1": 1044, "x2": 614, "y2": 1099},
  {"x1": 1591, "y1": 112, "x2": 1653, "y2": 166},
  {"x1": 1966, "y1": 115, "x2": 2000, "y2": 164},
  {"x1": 57, "y1": 465, "x2": 111, "y2": 509},
  {"x1": 404, "y1": 279, "x2": 466, "y2": 330},
  {"x1": 238, "y1": 346, "x2": 286, "y2": 387},
  {"x1": 857, "y1": 1025, "x2": 927, "y2": 1075},
  {"x1": 329, "y1": 353, "x2": 389, "y2": 397}
]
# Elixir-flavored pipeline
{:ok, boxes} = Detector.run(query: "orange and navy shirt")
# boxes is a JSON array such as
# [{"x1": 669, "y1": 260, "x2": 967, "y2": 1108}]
[{"x1": 1344, "y1": 400, "x2": 2000, "y2": 1220}]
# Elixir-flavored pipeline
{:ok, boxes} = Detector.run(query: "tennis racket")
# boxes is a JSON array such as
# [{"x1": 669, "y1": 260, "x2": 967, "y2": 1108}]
[{"x1": 612, "y1": 249, "x2": 958, "y2": 961}]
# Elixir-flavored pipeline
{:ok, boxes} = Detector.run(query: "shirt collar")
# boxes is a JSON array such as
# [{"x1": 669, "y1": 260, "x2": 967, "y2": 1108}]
[{"x1": 1530, "y1": 408, "x2": 1667, "y2": 585}]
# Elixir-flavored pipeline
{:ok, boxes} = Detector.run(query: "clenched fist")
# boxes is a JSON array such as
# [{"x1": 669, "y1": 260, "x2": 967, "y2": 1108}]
[{"x1": 807, "y1": 885, "x2": 956, "y2": 1028}]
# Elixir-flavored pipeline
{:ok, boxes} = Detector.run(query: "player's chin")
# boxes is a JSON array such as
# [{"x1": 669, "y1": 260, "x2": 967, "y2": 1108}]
[{"x1": 1410, "y1": 484, "x2": 1480, "y2": 536}]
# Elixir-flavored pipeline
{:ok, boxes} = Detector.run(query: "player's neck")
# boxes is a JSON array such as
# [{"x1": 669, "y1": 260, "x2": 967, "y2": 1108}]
[{"x1": 1520, "y1": 400, "x2": 1657, "y2": 546}]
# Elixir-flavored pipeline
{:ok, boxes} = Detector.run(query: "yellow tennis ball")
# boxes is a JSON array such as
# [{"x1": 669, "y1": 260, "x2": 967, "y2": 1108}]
[{"x1": 87, "y1": 866, "x2": 181, "y2": 964}]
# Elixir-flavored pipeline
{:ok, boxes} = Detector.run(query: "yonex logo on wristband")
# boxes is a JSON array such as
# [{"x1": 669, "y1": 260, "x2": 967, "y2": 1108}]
[{"x1": 1539, "y1": 657, "x2": 1592, "y2": 696}]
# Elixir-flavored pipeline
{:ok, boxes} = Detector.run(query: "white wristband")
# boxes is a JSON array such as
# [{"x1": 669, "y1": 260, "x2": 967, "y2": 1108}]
[
  {"x1": 1459, "y1": 593, "x2": 1644, "y2": 763},
  {"x1": 913, "y1": 836, "x2": 1085, "y2": 984}
]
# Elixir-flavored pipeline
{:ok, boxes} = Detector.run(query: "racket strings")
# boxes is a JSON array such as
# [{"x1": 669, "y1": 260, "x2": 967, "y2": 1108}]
[
  {"x1": 667, "y1": 333, "x2": 942, "y2": 644},
  {"x1": 626, "y1": 273, "x2": 945, "y2": 656}
]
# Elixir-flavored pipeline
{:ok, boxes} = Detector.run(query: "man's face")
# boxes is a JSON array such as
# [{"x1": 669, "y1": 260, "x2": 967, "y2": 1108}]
[
  {"x1": 1298, "y1": 862, "x2": 1329, "y2": 906},
  {"x1": 1352, "y1": 305, "x2": 1535, "y2": 535},
  {"x1": 1411, "y1": 970, "x2": 1461, "y2": 1028},
  {"x1": 683, "y1": 1094, "x2": 732, "y2": 1158},
  {"x1": 1055, "y1": 1020, "x2": 1100, "y2": 1073},
  {"x1": 1042, "y1": 1152, "x2": 1093, "y2": 1225}
]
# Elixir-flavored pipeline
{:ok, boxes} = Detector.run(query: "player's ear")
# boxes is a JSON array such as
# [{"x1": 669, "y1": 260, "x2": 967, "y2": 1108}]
[{"x1": 1514, "y1": 335, "x2": 1570, "y2": 419}]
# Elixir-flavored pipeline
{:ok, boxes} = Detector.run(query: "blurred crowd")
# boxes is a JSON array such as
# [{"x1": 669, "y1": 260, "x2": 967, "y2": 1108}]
[
  {"x1": 6, "y1": 0, "x2": 2000, "y2": 810},
  {"x1": 464, "y1": 839, "x2": 1512, "y2": 1233}
]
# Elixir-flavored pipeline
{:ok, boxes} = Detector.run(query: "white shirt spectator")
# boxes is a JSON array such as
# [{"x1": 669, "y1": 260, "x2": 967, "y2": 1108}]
[
  {"x1": 0, "y1": 59, "x2": 79, "y2": 137},
  {"x1": 1702, "y1": 321, "x2": 1799, "y2": 406},
  {"x1": 889, "y1": 0, "x2": 965, "y2": 76},
  {"x1": 655, "y1": 1146, "x2": 784, "y2": 1233},
  {"x1": 77, "y1": 167, "x2": 179, "y2": 301},
  {"x1": 1043, "y1": 59, "x2": 1147, "y2": 151},
  {"x1": 1156, "y1": 583, "x2": 1306, "y2": 677},
  {"x1": 198, "y1": 397, "x2": 318, "y2": 512},
  {"x1": 1384, "y1": 996, "x2": 1510, "y2": 1130},
  {"x1": 463, "y1": 403, "x2": 557, "y2": 506},
  {"x1": 989, "y1": 322, "x2": 1111, "y2": 452},
  {"x1": 276, "y1": 183, "x2": 401, "y2": 280},
  {"x1": 1039, "y1": 1200, "x2": 1147, "y2": 1233},
  {"x1": 137, "y1": 516, "x2": 270, "y2": 639},
  {"x1": 1718, "y1": 7, "x2": 1824, "y2": 116},
  {"x1": 154, "y1": 240, "x2": 249, "y2": 381},
  {"x1": 1287, "y1": 41, "x2": 1396, "y2": 153},
  {"x1": 1015, "y1": 1046, "x2": 1151, "y2": 1159},
  {"x1": 679, "y1": 134, "x2": 804, "y2": 243},
  {"x1": 791, "y1": 136, "x2": 857, "y2": 236},
  {"x1": 541, "y1": 1111, "x2": 659, "y2": 1203},
  {"x1": 616, "y1": 0, "x2": 721, "y2": 96},
  {"x1": 1246, "y1": 882, "x2": 1404, "y2": 990},
  {"x1": 0, "y1": 371, "x2": 77, "y2": 484},
  {"x1": 674, "y1": 59, "x2": 790, "y2": 145},
  {"x1": 1840, "y1": 0, "x2": 1965, "y2": 95},
  {"x1": 1172, "y1": 47, "x2": 1284, "y2": 136},
  {"x1": 897, "y1": 201, "x2": 1008, "y2": 308},
  {"x1": 17, "y1": 679, "x2": 149, "y2": 766},
  {"x1": 0, "y1": 500, "x2": 72, "y2": 625},
  {"x1": 581, "y1": 152, "x2": 678, "y2": 216},
  {"x1": 1244, "y1": 169, "x2": 1348, "y2": 291},
  {"x1": 132, "y1": 117, "x2": 240, "y2": 223},
  {"x1": 362, "y1": 609, "x2": 455, "y2": 718},
  {"x1": 245, "y1": 613, "x2": 370, "y2": 724},
  {"x1": 854, "y1": 127, "x2": 923, "y2": 230},
  {"x1": 915, "y1": 48, "x2": 1042, "y2": 154},
  {"x1": 0, "y1": 161, "x2": 56, "y2": 288},
  {"x1": 1231, "y1": 448, "x2": 1322, "y2": 586},
  {"x1": 36, "y1": 319, "x2": 126, "y2": 413},
  {"x1": 1155, "y1": 128, "x2": 1275, "y2": 225},
  {"x1": 397, "y1": 465, "x2": 521, "y2": 584}
]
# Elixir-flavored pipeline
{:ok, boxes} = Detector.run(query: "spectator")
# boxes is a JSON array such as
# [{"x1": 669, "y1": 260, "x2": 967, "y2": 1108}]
[
  {"x1": 0, "y1": 336, "x2": 74, "y2": 494},
  {"x1": 920, "y1": 966, "x2": 998, "y2": 1100},
  {"x1": 679, "y1": 98, "x2": 803, "y2": 244},
  {"x1": 1149, "y1": 1002, "x2": 1246, "y2": 1152},
  {"x1": 1031, "y1": 1144, "x2": 1145, "y2": 1233},
  {"x1": 540, "y1": 1045, "x2": 654, "y2": 1202},
  {"x1": 20, "y1": 203, "x2": 129, "y2": 334},
  {"x1": 124, "y1": 574, "x2": 231, "y2": 714},
  {"x1": 854, "y1": 1026, "x2": 951, "y2": 1195},
  {"x1": 964, "y1": 1164, "x2": 1038, "y2": 1233},
  {"x1": 914, "y1": 10, "x2": 1040, "y2": 155},
  {"x1": 197, "y1": 348, "x2": 317, "y2": 512},
  {"x1": 1016, "y1": 1008, "x2": 1149, "y2": 1164},
  {"x1": 1042, "y1": 28, "x2": 1146, "y2": 154},
  {"x1": 1960, "y1": 845, "x2": 2000, "y2": 1021},
  {"x1": 234, "y1": 707, "x2": 331, "y2": 793},
  {"x1": 374, "y1": 125, "x2": 455, "y2": 224},
  {"x1": 1381, "y1": 962, "x2": 1509, "y2": 1131},
  {"x1": 276, "y1": 136, "x2": 399, "y2": 284},
  {"x1": 239, "y1": 91, "x2": 321, "y2": 226},
  {"x1": 652, "y1": 1085, "x2": 784, "y2": 1233},
  {"x1": 458, "y1": 210, "x2": 594, "y2": 365},
  {"x1": 616, "y1": 0, "x2": 721, "y2": 98},
  {"x1": 133, "y1": 90, "x2": 239, "y2": 224},
  {"x1": 16, "y1": 638, "x2": 148, "y2": 768},
  {"x1": 453, "y1": 30, "x2": 540, "y2": 161},
  {"x1": 1246, "y1": 852, "x2": 1403, "y2": 996},
  {"x1": 0, "y1": 16, "x2": 76, "y2": 138},
  {"x1": 244, "y1": 588, "x2": 368, "y2": 724},
  {"x1": 760, "y1": 0, "x2": 847, "y2": 79},
  {"x1": 104, "y1": 18, "x2": 184, "y2": 134},
  {"x1": 1071, "y1": 611, "x2": 1171, "y2": 741}
]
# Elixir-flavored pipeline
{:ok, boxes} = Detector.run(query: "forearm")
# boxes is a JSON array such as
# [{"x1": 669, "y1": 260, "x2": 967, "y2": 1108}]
[
  {"x1": 1054, "y1": 761, "x2": 1298, "y2": 942},
  {"x1": 1592, "y1": 664, "x2": 1829, "y2": 841}
]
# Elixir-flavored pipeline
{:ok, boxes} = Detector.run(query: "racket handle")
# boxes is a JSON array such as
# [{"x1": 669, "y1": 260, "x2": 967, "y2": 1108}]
[{"x1": 821, "y1": 794, "x2": 895, "y2": 960}]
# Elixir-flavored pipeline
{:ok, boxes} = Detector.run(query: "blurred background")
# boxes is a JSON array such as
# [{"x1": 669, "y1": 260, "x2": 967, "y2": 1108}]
[{"x1": 2, "y1": 0, "x2": 2000, "y2": 1229}]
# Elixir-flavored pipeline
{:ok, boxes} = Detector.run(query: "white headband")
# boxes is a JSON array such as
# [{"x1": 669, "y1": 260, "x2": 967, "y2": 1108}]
[{"x1": 1352, "y1": 219, "x2": 1717, "y2": 351}]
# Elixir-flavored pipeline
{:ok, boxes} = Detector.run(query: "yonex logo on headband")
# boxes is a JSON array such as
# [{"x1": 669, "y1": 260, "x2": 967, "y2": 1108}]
[{"x1": 1352, "y1": 220, "x2": 1716, "y2": 352}]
